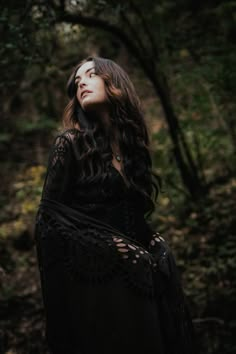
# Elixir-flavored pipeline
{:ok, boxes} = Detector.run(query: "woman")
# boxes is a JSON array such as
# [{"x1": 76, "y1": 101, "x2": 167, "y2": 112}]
[{"x1": 35, "y1": 56, "x2": 195, "y2": 354}]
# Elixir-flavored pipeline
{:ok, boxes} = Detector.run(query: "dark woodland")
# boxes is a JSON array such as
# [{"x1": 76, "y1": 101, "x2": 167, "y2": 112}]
[{"x1": 0, "y1": 1, "x2": 236, "y2": 353}]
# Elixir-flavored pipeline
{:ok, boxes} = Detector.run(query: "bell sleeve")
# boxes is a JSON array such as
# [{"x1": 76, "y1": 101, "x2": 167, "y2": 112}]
[{"x1": 35, "y1": 131, "x2": 78, "y2": 354}]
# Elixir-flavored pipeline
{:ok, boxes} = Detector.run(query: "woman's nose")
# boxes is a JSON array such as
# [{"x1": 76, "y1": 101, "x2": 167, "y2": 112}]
[{"x1": 79, "y1": 78, "x2": 87, "y2": 89}]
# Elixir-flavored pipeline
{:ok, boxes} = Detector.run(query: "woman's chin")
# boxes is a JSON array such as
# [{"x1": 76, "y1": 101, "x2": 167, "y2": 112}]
[
  {"x1": 81, "y1": 101, "x2": 96, "y2": 112},
  {"x1": 82, "y1": 102, "x2": 104, "y2": 114}
]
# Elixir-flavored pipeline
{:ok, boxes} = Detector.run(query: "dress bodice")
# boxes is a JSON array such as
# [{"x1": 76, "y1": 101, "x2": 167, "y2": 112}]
[{"x1": 41, "y1": 128, "x2": 153, "y2": 248}]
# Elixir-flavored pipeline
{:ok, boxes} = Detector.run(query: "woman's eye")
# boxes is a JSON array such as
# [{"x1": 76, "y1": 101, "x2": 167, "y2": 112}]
[{"x1": 74, "y1": 72, "x2": 96, "y2": 86}]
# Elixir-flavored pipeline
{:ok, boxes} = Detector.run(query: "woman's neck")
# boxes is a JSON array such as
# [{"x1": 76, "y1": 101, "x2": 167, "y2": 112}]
[
  {"x1": 91, "y1": 109, "x2": 120, "y2": 151},
  {"x1": 92, "y1": 108, "x2": 111, "y2": 133}
]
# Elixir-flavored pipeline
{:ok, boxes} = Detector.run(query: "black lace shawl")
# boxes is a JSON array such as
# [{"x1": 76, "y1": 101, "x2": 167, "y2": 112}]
[{"x1": 34, "y1": 129, "x2": 195, "y2": 354}]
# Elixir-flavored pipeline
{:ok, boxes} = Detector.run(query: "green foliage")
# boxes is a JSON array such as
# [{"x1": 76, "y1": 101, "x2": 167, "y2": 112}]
[
  {"x1": 0, "y1": 165, "x2": 45, "y2": 239},
  {"x1": 15, "y1": 116, "x2": 58, "y2": 134},
  {"x1": 1, "y1": 1, "x2": 236, "y2": 353},
  {"x1": 171, "y1": 178, "x2": 236, "y2": 354}
]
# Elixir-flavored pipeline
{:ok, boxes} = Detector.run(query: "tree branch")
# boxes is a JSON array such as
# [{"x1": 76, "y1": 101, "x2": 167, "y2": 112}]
[
  {"x1": 119, "y1": 10, "x2": 147, "y2": 55},
  {"x1": 59, "y1": 0, "x2": 65, "y2": 12},
  {"x1": 129, "y1": 0, "x2": 159, "y2": 61},
  {"x1": 193, "y1": 317, "x2": 225, "y2": 326},
  {"x1": 54, "y1": 10, "x2": 152, "y2": 75}
]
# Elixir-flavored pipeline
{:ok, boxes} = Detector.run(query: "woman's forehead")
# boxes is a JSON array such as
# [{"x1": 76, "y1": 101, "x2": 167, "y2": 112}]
[{"x1": 75, "y1": 61, "x2": 95, "y2": 78}]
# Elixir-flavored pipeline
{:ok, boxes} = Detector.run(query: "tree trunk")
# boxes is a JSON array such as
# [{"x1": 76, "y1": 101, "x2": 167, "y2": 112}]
[
  {"x1": 143, "y1": 66, "x2": 206, "y2": 199},
  {"x1": 49, "y1": 2, "x2": 207, "y2": 199}
]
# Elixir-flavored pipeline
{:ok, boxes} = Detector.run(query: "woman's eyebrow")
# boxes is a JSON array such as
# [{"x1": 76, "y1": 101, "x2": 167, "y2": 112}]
[{"x1": 75, "y1": 67, "x2": 95, "y2": 81}]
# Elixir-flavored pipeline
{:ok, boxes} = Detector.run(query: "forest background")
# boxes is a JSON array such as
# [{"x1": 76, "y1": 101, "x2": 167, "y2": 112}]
[{"x1": 0, "y1": 1, "x2": 236, "y2": 353}]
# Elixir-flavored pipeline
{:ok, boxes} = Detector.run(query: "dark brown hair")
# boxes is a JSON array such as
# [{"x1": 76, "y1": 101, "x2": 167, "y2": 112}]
[{"x1": 63, "y1": 56, "x2": 161, "y2": 217}]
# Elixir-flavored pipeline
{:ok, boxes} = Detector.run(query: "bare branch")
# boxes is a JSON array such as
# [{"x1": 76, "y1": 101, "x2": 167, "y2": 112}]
[
  {"x1": 129, "y1": 0, "x2": 159, "y2": 61},
  {"x1": 55, "y1": 11, "x2": 153, "y2": 75},
  {"x1": 59, "y1": 0, "x2": 65, "y2": 12},
  {"x1": 119, "y1": 10, "x2": 147, "y2": 55}
]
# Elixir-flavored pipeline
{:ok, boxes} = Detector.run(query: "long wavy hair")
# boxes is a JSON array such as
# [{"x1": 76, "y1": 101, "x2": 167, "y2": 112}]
[{"x1": 63, "y1": 56, "x2": 161, "y2": 217}]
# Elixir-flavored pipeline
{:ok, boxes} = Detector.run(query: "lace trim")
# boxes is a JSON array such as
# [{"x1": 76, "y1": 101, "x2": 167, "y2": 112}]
[
  {"x1": 41, "y1": 130, "x2": 79, "y2": 202},
  {"x1": 35, "y1": 208, "x2": 172, "y2": 300}
]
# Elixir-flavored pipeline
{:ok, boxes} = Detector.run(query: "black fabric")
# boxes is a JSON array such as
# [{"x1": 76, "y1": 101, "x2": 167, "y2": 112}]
[{"x1": 34, "y1": 128, "x2": 195, "y2": 354}]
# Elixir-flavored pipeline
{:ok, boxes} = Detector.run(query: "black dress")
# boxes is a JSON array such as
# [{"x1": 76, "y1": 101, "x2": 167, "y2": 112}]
[{"x1": 34, "y1": 128, "x2": 195, "y2": 354}]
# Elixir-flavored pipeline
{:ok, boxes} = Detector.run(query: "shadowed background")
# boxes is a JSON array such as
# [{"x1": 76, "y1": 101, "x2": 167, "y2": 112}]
[{"x1": 0, "y1": 1, "x2": 236, "y2": 353}]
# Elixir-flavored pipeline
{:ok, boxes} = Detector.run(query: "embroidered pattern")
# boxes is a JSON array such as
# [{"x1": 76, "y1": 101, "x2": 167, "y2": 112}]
[{"x1": 35, "y1": 206, "x2": 172, "y2": 301}]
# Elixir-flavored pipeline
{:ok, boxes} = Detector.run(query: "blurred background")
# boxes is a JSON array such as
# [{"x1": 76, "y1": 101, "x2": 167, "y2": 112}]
[{"x1": 0, "y1": 1, "x2": 236, "y2": 353}]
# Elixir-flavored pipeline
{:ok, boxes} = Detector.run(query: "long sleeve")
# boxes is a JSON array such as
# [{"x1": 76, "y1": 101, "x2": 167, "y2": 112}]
[
  {"x1": 35, "y1": 130, "x2": 79, "y2": 354},
  {"x1": 41, "y1": 132, "x2": 75, "y2": 203}
]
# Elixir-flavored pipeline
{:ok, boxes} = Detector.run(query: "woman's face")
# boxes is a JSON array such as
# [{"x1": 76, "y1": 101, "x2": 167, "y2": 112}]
[{"x1": 75, "y1": 61, "x2": 108, "y2": 112}]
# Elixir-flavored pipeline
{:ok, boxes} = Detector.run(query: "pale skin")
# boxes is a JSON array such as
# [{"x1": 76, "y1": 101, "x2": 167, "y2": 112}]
[{"x1": 75, "y1": 61, "x2": 124, "y2": 176}]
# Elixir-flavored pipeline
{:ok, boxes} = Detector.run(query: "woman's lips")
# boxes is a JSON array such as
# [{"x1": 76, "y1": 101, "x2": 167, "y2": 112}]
[{"x1": 81, "y1": 90, "x2": 93, "y2": 99}]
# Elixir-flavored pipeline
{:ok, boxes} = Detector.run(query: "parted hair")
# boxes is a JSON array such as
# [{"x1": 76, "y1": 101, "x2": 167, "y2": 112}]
[{"x1": 62, "y1": 56, "x2": 161, "y2": 217}]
